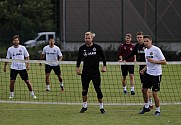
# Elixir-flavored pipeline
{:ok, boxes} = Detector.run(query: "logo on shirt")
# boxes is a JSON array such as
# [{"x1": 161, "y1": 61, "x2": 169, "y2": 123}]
[
  {"x1": 93, "y1": 47, "x2": 96, "y2": 51},
  {"x1": 146, "y1": 52, "x2": 154, "y2": 59},
  {"x1": 83, "y1": 50, "x2": 87, "y2": 57},
  {"x1": 47, "y1": 50, "x2": 56, "y2": 55},
  {"x1": 130, "y1": 47, "x2": 133, "y2": 51},
  {"x1": 83, "y1": 49, "x2": 96, "y2": 57}
]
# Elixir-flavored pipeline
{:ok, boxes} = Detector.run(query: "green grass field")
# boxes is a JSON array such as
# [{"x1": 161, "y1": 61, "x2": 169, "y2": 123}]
[
  {"x1": 0, "y1": 62, "x2": 181, "y2": 124},
  {"x1": 0, "y1": 103, "x2": 181, "y2": 125}
]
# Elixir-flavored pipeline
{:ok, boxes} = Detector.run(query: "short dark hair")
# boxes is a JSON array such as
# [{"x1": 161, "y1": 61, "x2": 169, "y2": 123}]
[
  {"x1": 136, "y1": 31, "x2": 143, "y2": 35},
  {"x1": 143, "y1": 35, "x2": 152, "y2": 40},
  {"x1": 12, "y1": 35, "x2": 20, "y2": 41}
]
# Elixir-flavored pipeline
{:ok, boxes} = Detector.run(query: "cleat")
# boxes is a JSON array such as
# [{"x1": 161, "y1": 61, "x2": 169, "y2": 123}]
[
  {"x1": 60, "y1": 86, "x2": 64, "y2": 92},
  {"x1": 140, "y1": 105, "x2": 153, "y2": 110},
  {"x1": 46, "y1": 88, "x2": 50, "y2": 91},
  {"x1": 149, "y1": 105, "x2": 154, "y2": 109},
  {"x1": 123, "y1": 90, "x2": 127, "y2": 94},
  {"x1": 131, "y1": 91, "x2": 135, "y2": 95},
  {"x1": 155, "y1": 111, "x2": 160, "y2": 116},
  {"x1": 80, "y1": 107, "x2": 87, "y2": 113},
  {"x1": 33, "y1": 95, "x2": 37, "y2": 99},
  {"x1": 9, "y1": 96, "x2": 14, "y2": 99},
  {"x1": 138, "y1": 107, "x2": 150, "y2": 114},
  {"x1": 100, "y1": 108, "x2": 105, "y2": 114}
]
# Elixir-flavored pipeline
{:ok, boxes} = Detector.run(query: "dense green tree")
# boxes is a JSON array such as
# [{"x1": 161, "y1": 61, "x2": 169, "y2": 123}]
[{"x1": 0, "y1": 0, "x2": 55, "y2": 46}]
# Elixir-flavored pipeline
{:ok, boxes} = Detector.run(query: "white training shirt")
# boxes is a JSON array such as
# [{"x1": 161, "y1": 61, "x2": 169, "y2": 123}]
[
  {"x1": 6, "y1": 45, "x2": 29, "y2": 70},
  {"x1": 42, "y1": 45, "x2": 62, "y2": 66},
  {"x1": 145, "y1": 45, "x2": 165, "y2": 76}
]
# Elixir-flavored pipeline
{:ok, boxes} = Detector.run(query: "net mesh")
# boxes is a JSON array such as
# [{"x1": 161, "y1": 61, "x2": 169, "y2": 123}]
[{"x1": 0, "y1": 58, "x2": 181, "y2": 105}]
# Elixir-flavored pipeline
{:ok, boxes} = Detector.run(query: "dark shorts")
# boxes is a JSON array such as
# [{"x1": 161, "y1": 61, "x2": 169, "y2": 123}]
[
  {"x1": 121, "y1": 65, "x2": 134, "y2": 76},
  {"x1": 142, "y1": 73, "x2": 162, "y2": 92},
  {"x1": 139, "y1": 65, "x2": 146, "y2": 83},
  {"x1": 45, "y1": 64, "x2": 61, "y2": 75},
  {"x1": 10, "y1": 69, "x2": 29, "y2": 80},
  {"x1": 81, "y1": 70, "x2": 101, "y2": 91}
]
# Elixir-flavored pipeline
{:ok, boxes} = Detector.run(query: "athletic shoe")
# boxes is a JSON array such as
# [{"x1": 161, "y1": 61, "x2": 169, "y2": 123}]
[
  {"x1": 60, "y1": 85, "x2": 64, "y2": 92},
  {"x1": 155, "y1": 111, "x2": 160, "y2": 116},
  {"x1": 100, "y1": 108, "x2": 105, "y2": 114},
  {"x1": 123, "y1": 90, "x2": 127, "y2": 94},
  {"x1": 33, "y1": 95, "x2": 37, "y2": 99},
  {"x1": 131, "y1": 91, "x2": 135, "y2": 95},
  {"x1": 80, "y1": 107, "x2": 87, "y2": 113},
  {"x1": 46, "y1": 89, "x2": 50, "y2": 91},
  {"x1": 9, "y1": 96, "x2": 14, "y2": 99},
  {"x1": 138, "y1": 107, "x2": 151, "y2": 114},
  {"x1": 140, "y1": 105, "x2": 153, "y2": 110}
]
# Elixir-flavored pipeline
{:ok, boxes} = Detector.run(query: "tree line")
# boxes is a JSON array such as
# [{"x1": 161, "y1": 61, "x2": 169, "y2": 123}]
[{"x1": 0, "y1": 0, "x2": 56, "y2": 46}]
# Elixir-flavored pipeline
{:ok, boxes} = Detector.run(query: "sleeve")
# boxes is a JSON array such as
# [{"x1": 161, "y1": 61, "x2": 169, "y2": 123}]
[
  {"x1": 6, "y1": 48, "x2": 11, "y2": 59},
  {"x1": 99, "y1": 46, "x2": 106, "y2": 66},
  {"x1": 123, "y1": 44, "x2": 137, "y2": 60},
  {"x1": 157, "y1": 48, "x2": 165, "y2": 60},
  {"x1": 76, "y1": 47, "x2": 83, "y2": 67},
  {"x1": 42, "y1": 47, "x2": 46, "y2": 54},
  {"x1": 57, "y1": 47, "x2": 63, "y2": 57},
  {"x1": 118, "y1": 44, "x2": 123, "y2": 57},
  {"x1": 24, "y1": 47, "x2": 30, "y2": 57}
]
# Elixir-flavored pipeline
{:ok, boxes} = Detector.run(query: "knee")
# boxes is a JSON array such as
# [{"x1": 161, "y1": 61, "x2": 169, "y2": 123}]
[
  {"x1": 123, "y1": 76, "x2": 126, "y2": 80},
  {"x1": 142, "y1": 88, "x2": 147, "y2": 94},
  {"x1": 130, "y1": 74, "x2": 134, "y2": 79},
  {"x1": 95, "y1": 88, "x2": 103, "y2": 99},
  {"x1": 97, "y1": 92, "x2": 103, "y2": 99}
]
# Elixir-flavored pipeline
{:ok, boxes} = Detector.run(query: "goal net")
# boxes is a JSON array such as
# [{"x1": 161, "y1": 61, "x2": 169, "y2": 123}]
[{"x1": 0, "y1": 58, "x2": 181, "y2": 105}]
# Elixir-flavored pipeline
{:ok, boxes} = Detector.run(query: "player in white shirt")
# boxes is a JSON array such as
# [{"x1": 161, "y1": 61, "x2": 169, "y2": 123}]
[
  {"x1": 138, "y1": 35, "x2": 166, "y2": 116},
  {"x1": 40, "y1": 38, "x2": 64, "y2": 91},
  {"x1": 3, "y1": 35, "x2": 37, "y2": 99}
]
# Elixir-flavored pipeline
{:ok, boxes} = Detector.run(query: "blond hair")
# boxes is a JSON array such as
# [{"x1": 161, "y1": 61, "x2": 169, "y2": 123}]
[{"x1": 85, "y1": 31, "x2": 96, "y2": 38}]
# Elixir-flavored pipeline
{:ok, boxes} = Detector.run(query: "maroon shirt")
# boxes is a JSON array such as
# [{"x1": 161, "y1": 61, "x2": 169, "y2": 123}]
[{"x1": 118, "y1": 42, "x2": 135, "y2": 62}]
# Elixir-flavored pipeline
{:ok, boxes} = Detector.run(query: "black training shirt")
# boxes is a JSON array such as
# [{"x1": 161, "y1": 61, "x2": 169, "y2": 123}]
[
  {"x1": 123, "y1": 43, "x2": 146, "y2": 62},
  {"x1": 76, "y1": 43, "x2": 106, "y2": 71}
]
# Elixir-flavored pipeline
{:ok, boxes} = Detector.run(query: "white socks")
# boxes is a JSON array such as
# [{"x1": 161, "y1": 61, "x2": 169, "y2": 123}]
[
  {"x1": 148, "y1": 98, "x2": 153, "y2": 106},
  {"x1": 10, "y1": 92, "x2": 14, "y2": 97},
  {"x1": 131, "y1": 87, "x2": 134, "y2": 92},
  {"x1": 99, "y1": 103, "x2": 104, "y2": 109},
  {"x1": 30, "y1": 91, "x2": 35, "y2": 96},
  {"x1": 46, "y1": 85, "x2": 50, "y2": 90},
  {"x1": 123, "y1": 86, "x2": 135, "y2": 92},
  {"x1": 82, "y1": 102, "x2": 104, "y2": 109},
  {"x1": 83, "y1": 102, "x2": 87, "y2": 108},
  {"x1": 156, "y1": 107, "x2": 160, "y2": 112},
  {"x1": 123, "y1": 86, "x2": 126, "y2": 91},
  {"x1": 144, "y1": 103, "x2": 149, "y2": 108},
  {"x1": 60, "y1": 82, "x2": 64, "y2": 87}
]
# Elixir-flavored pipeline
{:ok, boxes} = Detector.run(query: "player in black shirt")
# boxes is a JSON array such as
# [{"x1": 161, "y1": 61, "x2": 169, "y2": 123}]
[
  {"x1": 76, "y1": 31, "x2": 106, "y2": 114},
  {"x1": 123, "y1": 31, "x2": 153, "y2": 108}
]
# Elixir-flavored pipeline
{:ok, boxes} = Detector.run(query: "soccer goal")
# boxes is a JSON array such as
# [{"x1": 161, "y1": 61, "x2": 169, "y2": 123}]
[{"x1": 0, "y1": 58, "x2": 181, "y2": 105}]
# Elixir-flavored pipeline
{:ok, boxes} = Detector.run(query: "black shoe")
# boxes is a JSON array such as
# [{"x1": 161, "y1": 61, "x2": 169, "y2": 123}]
[
  {"x1": 46, "y1": 89, "x2": 50, "y2": 91},
  {"x1": 131, "y1": 91, "x2": 135, "y2": 95},
  {"x1": 100, "y1": 108, "x2": 105, "y2": 114},
  {"x1": 138, "y1": 107, "x2": 150, "y2": 114},
  {"x1": 155, "y1": 111, "x2": 160, "y2": 116},
  {"x1": 80, "y1": 107, "x2": 87, "y2": 113}
]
